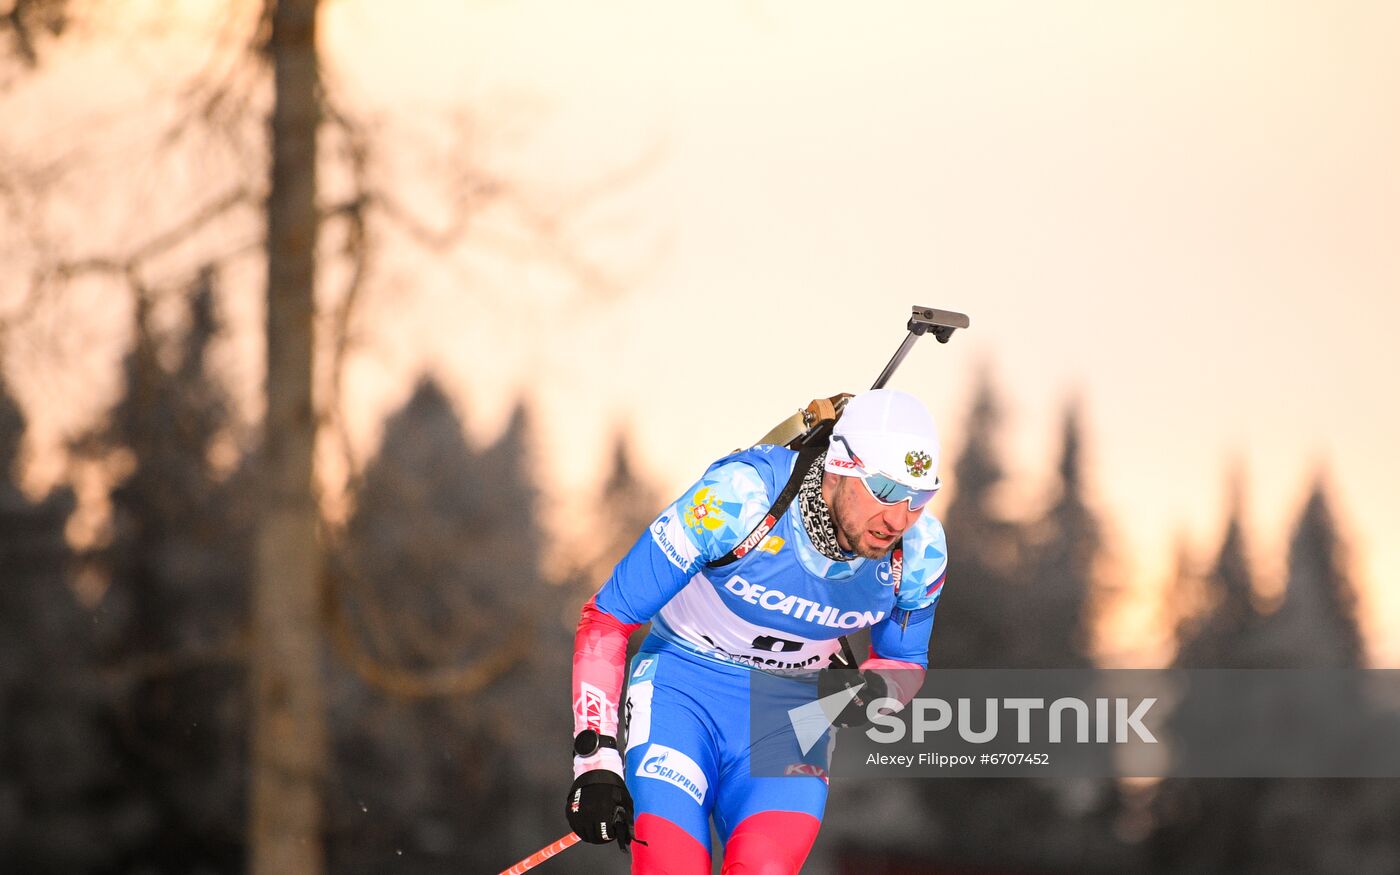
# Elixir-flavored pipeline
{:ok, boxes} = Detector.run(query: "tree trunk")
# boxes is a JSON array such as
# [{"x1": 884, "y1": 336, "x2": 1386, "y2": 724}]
[{"x1": 249, "y1": 1, "x2": 324, "y2": 873}]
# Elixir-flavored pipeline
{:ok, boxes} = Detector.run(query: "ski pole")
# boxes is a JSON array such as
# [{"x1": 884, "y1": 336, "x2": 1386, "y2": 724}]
[
  {"x1": 838, "y1": 634, "x2": 860, "y2": 669},
  {"x1": 497, "y1": 832, "x2": 581, "y2": 875}
]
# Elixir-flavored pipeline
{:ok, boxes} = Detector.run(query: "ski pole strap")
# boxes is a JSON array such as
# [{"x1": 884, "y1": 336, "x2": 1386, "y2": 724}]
[
  {"x1": 705, "y1": 441, "x2": 827, "y2": 569},
  {"x1": 497, "y1": 833, "x2": 581, "y2": 875}
]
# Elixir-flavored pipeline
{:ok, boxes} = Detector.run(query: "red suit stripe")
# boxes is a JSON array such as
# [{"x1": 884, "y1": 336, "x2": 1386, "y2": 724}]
[
  {"x1": 572, "y1": 595, "x2": 642, "y2": 741},
  {"x1": 719, "y1": 811, "x2": 821, "y2": 874}
]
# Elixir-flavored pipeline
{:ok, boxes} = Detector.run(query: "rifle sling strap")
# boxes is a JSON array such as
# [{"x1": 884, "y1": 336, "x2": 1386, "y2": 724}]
[{"x1": 705, "y1": 443, "x2": 825, "y2": 569}]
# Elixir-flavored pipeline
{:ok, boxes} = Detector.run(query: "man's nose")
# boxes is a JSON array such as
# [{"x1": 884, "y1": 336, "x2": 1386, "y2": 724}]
[{"x1": 880, "y1": 501, "x2": 919, "y2": 534}]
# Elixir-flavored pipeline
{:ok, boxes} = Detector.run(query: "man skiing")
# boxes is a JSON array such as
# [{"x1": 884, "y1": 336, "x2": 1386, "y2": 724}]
[{"x1": 566, "y1": 388, "x2": 949, "y2": 873}]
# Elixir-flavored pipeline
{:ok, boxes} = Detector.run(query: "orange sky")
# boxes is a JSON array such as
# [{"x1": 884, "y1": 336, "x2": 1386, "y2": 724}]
[
  {"x1": 320, "y1": 0, "x2": 1400, "y2": 666},
  {"x1": 5, "y1": 1, "x2": 1398, "y2": 666}
]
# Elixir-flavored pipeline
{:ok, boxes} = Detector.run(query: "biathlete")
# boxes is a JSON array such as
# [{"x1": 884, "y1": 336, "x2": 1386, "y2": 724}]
[{"x1": 566, "y1": 388, "x2": 950, "y2": 873}]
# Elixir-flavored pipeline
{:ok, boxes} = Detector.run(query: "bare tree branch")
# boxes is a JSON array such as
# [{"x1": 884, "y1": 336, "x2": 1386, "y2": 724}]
[
  {"x1": 1, "y1": 186, "x2": 259, "y2": 342},
  {"x1": 43, "y1": 185, "x2": 254, "y2": 275},
  {"x1": 128, "y1": 185, "x2": 259, "y2": 264},
  {"x1": 155, "y1": 6, "x2": 267, "y2": 161},
  {"x1": 99, "y1": 634, "x2": 248, "y2": 692},
  {"x1": 323, "y1": 557, "x2": 530, "y2": 701}
]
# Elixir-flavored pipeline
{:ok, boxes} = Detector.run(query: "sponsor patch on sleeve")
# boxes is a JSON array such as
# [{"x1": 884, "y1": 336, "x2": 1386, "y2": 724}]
[
  {"x1": 576, "y1": 681, "x2": 614, "y2": 729},
  {"x1": 650, "y1": 513, "x2": 701, "y2": 572}
]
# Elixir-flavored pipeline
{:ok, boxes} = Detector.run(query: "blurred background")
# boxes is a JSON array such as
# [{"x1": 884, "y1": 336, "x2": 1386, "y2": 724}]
[{"x1": 1, "y1": 1, "x2": 1397, "y2": 872}]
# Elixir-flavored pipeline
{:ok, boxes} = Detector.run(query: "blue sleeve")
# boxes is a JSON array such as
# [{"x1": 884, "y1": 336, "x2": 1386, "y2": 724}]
[
  {"x1": 594, "y1": 459, "x2": 772, "y2": 625},
  {"x1": 867, "y1": 514, "x2": 949, "y2": 667},
  {"x1": 869, "y1": 604, "x2": 938, "y2": 667}
]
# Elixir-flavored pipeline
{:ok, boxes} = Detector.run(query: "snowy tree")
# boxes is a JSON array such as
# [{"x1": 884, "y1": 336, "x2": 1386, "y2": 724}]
[
  {"x1": 1151, "y1": 471, "x2": 1400, "y2": 873},
  {"x1": 0, "y1": 371, "x2": 141, "y2": 869},
  {"x1": 69, "y1": 269, "x2": 252, "y2": 872},
  {"x1": 3, "y1": 3, "x2": 636, "y2": 865},
  {"x1": 1022, "y1": 400, "x2": 1100, "y2": 667},
  {"x1": 1254, "y1": 475, "x2": 1364, "y2": 668},
  {"x1": 570, "y1": 429, "x2": 662, "y2": 592},
  {"x1": 1172, "y1": 474, "x2": 1265, "y2": 669},
  {"x1": 925, "y1": 368, "x2": 1026, "y2": 670},
  {"x1": 1154, "y1": 474, "x2": 1272, "y2": 873},
  {"x1": 329, "y1": 380, "x2": 566, "y2": 871},
  {"x1": 895, "y1": 378, "x2": 1140, "y2": 874},
  {"x1": 1231, "y1": 476, "x2": 1397, "y2": 875}
]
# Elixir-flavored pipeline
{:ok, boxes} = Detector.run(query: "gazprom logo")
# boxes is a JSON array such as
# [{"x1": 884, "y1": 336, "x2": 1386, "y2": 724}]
[
  {"x1": 651, "y1": 514, "x2": 699, "y2": 572},
  {"x1": 636, "y1": 744, "x2": 707, "y2": 805}
]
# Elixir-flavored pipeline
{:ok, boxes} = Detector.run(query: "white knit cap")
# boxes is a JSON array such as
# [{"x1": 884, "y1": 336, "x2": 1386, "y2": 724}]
[{"x1": 824, "y1": 389, "x2": 940, "y2": 490}]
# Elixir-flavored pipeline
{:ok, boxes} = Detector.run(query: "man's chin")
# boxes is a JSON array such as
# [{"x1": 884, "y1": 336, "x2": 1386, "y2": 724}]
[
  {"x1": 855, "y1": 536, "x2": 897, "y2": 560},
  {"x1": 834, "y1": 520, "x2": 898, "y2": 560}
]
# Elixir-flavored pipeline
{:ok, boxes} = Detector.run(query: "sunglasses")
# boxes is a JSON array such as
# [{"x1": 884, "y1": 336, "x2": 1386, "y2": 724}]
[{"x1": 831, "y1": 435, "x2": 940, "y2": 511}]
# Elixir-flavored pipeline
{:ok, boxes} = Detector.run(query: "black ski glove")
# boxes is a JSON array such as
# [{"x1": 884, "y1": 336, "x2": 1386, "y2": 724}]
[
  {"x1": 566, "y1": 769, "x2": 635, "y2": 851},
  {"x1": 817, "y1": 668, "x2": 890, "y2": 728}
]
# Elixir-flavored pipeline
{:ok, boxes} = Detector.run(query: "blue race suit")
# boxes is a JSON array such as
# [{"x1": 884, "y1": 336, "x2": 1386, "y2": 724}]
[{"x1": 591, "y1": 445, "x2": 948, "y2": 860}]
